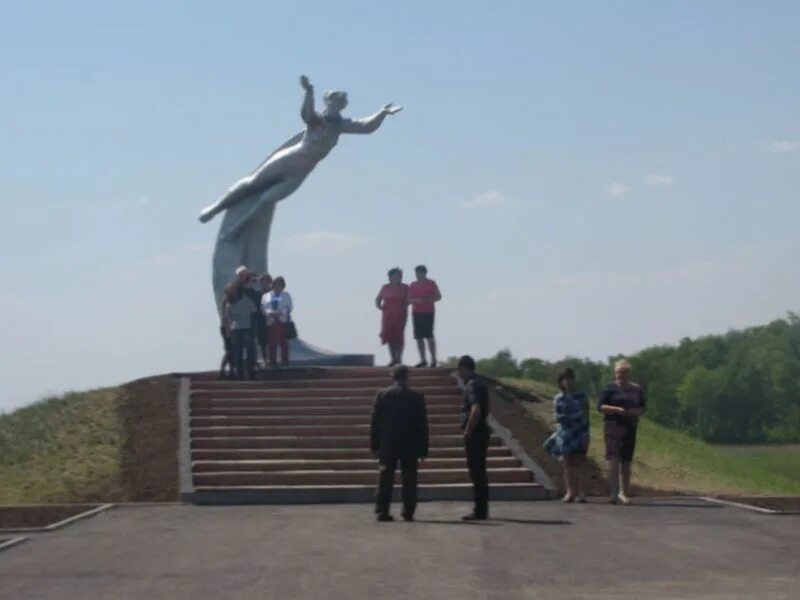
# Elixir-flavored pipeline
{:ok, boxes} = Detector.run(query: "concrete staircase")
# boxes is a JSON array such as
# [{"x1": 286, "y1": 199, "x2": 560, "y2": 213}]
[{"x1": 183, "y1": 367, "x2": 546, "y2": 504}]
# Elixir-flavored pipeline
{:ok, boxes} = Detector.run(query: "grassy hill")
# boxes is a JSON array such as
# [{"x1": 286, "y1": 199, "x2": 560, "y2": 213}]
[
  {"x1": 0, "y1": 388, "x2": 124, "y2": 504},
  {"x1": 503, "y1": 377, "x2": 800, "y2": 496},
  {"x1": 0, "y1": 376, "x2": 178, "y2": 505}
]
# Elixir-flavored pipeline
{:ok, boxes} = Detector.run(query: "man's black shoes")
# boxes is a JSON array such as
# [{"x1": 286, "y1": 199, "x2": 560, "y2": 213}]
[{"x1": 402, "y1": 513, "x2": 414, "y2": 522}]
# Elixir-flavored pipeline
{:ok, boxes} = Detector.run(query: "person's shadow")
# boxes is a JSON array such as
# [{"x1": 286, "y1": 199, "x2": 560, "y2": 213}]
[
  {"x1": 412, "y1": 519, "x2": 500, "y2": 527},
  {"x1": 623, "y1": 499, "x2": 722, "y2": 509},
  {"x1": 412, "y1": 518, "x2": 571, "y2": 527},
  {"x1": 493, "y1": 518, "x2": 572, "y2": 526}
]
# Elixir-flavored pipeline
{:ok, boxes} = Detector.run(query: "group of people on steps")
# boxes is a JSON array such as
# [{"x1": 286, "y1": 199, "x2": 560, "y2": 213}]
[{"x1": 219, "y1": 266, "x2": 294, "y2": 379}]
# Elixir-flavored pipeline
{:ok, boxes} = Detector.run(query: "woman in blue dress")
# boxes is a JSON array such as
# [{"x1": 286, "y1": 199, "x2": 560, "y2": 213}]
[{"x1": 544, "y1": 368, "x2": 590, "y2": 502}]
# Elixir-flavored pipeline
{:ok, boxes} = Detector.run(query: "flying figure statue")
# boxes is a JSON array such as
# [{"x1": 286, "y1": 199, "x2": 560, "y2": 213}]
[{"x1": 199, "y1": 75, "x2": 402, "y2": 315}]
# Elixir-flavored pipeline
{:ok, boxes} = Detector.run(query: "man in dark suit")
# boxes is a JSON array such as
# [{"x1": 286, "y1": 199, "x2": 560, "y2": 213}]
[{"x1": 370, "y1": 365, "x2": 429, "y2": 522}]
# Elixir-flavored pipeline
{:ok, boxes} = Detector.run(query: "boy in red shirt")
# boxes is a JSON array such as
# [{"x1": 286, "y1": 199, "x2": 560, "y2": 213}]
[{"x1": 407, "y1": 265, "x2": 442, "y2": 367}]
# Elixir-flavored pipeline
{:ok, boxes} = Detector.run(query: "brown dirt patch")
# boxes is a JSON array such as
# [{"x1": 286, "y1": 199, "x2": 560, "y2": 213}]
[
  {"x1": 0, "y1": 504, "x2": 100, "y2": 529},
  {"x1": 490, "y1": 386, "x2": 607, "y2": 496},
  {"x1": 118, "y1": 375, "x2": 179, "y2": 501},
  {"x1": 719, "y1": 496, "x2": 800, "y2": 513}
]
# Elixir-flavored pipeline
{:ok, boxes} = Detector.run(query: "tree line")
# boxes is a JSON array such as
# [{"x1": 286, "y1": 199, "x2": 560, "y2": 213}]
[{"x1": 458, "y1": 313, "x2": 800, "y2": 444}]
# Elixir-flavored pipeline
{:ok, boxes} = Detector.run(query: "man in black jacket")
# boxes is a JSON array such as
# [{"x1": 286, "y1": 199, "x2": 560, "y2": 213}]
[{"x1": 370, "y1": 365, "x2": 429, "y2": 522}]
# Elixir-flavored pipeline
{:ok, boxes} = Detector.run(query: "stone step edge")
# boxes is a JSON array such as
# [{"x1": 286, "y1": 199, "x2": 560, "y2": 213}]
[
  {"x1": 189, "y1": 416, "x2": 460, "y2": 422},
  {"x1": 190, "y1": 446, "x2": 502, "y2": 452},
  {"x1": 189, "y1": 406, "x2": 461, "y2": 411},
  {"x1": 190, "y1": 426, "x2": 462, "y2": 434},
  {"x1": 189, "y1": 448, "x2": 512, "y2": 459},
  {"x1": 189, "y1": 385, "x2": 461, "y2": 396},
  {"x1": 188, "y1": 367, "x2": 453, "y2": 379},
  {"x1": 191, "y1": 377, "x2": 456, "y2": 387},
  {"x1": 192, "y1": 456, "x2": 519, "y2": 471},
  {"x1": 190, "y1": 408, "x2": 462, "y2": 414},
  {"x1": 193, "y1": 482, "x2": 542, "y2": 490},
  {"x1": 186, "y1": 482, "x2": 551, "y2": 504},
  {"x1": 190, "y1": 392, "x2": 462, "y2": 406},
  {"x1": 190, "y1": 438, "x2": 500, "y2": 445},
  {"x1": 193, "y1": 467, "x2": 531, "y2": 476},
  {"x1": 190, "y1": 453, "x2": 511, "y2": 460}
]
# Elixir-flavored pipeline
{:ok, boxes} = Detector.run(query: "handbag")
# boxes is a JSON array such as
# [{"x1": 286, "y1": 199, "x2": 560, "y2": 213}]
[{"x1": 285, "y1": 319, "x2": 298, "y2": 340}]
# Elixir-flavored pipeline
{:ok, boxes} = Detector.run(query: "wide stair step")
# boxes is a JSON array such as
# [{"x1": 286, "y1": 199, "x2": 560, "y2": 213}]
[
  {"x1": 192, "y1": 376, "x2": 456, "y2": 390},
  {"x1": 189, "y1": 405, "x2": 460, "y2": 417},
  {"x1": 191, "y1": 387, "x2": 459, "y2": 399},
  {"x1": 194, "y1": 467, "x2": 533, "y2": 487},
  {"x1": 190, "y1": 395, "x2": 460, "y2": 409},
  {"x1": 190, "y1": 414, "x2": 459, "y2": 426},
  {"x1": 190, "y1": 447, "x2": 513, "y2": 461},
  {"x1": 193, "y1": 457, "x2": 522, "y2": 472},
  {"x1": 183, "y1": 367, "x2": 547, "y2": 504},
  {"x1": 190, "y1": 424, "x2": 463, "y2": 437},
  {"x1": 190, "y1": 435, "x2": 503, "y2": 449},
  {"x1": 191, "y1": 367, "x2": 453, "y2": 381},
  {"x1": 191, "y1": 483, "x2": 545, "y2": 504}
]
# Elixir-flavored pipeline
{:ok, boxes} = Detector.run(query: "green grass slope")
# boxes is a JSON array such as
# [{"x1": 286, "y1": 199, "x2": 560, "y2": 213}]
[
  {"x1": 503, "y1": 377, "x2": 800, "y2": 496},
  {"x1": 0, "y1": 375, "x2": 178, "y2": 505},
  {"x1": 0, "y1": 388, "x2": 125, "y2": 504}
]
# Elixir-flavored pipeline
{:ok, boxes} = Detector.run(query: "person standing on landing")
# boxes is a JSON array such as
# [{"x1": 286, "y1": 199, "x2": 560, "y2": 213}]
[
  {"x1": 598, "y1": 359, "x2": 646, "y2": 504},
  {"x1": 261, "y1": 277, "x2": 293, "y2": 367},
  {"x1": 407, "y1": 265, "x2": 441, "y2": 367},
  {"x1": 256, "y1": 274, "x2": 273, "y2": 366},
  {"x1": 376, "y1": 268, "x2": 409, "y2": 367},
  {"x1": 223, "y1": 277, "x2": 258, "y2": 380},
  {"x1": 457, "y1": 355, "x2": 491, "y2": 521},
  {"x1": 240, "y1": 268, "x2": 266, "y2": 367}
]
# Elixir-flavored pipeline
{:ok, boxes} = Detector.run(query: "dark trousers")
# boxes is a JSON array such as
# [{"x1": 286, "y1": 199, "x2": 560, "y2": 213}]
[
  {"x1": 268, "y1": 321, "x2": 290, "y2": 366},
  {"x1": 375, "y1": 456, "x2": 418, "y2": 517},
  {"x1": 465, "y1": 429, "x2": 490, "y2": 517},
  {"x1": 219, "y1": 326, "x2": 234, "y2": 377},
  {"x1": 231, "y1": 328, "x2": 256, "y2": 380}
]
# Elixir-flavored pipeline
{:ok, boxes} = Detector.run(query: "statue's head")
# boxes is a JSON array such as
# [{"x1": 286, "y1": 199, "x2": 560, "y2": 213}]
[{"x1": 323, "y1": 90, "x2": 348, "y2": 113}]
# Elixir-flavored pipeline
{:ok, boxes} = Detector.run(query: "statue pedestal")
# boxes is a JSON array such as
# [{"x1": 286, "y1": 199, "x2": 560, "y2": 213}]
[{"x1": 288, "y1": 338, "x2": 374, "y2": 367}]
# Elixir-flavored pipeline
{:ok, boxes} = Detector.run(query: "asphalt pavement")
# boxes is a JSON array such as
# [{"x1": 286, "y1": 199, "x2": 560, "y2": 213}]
[{"x1": 0, "y1": 499, "x2": 797, "y2": 599}]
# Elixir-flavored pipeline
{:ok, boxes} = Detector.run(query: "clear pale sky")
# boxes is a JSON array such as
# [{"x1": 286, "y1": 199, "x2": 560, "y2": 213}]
[{"x1": 1, "y1": 1, "x2": 798, "y2": 410}]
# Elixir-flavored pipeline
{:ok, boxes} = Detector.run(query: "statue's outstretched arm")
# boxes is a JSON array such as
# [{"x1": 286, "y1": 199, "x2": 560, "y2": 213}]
[
  {"x1": 340, "y1": 103, "x2": 403, "y2": 134},
  {"x1": 300, "y1": 75, "x2": 320, "y2": 126}
]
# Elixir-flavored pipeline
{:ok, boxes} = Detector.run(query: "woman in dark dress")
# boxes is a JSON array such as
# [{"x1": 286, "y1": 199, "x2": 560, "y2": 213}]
[{"x1": 598, "y1": 359, "x2": 646, "y2": 504}]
